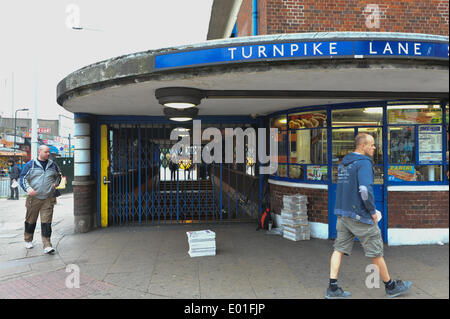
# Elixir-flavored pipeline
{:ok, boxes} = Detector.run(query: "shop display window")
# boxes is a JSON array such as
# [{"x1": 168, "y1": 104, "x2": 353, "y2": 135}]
[
  {"x1": 289, "y1": 164, "x2": 304, "y2": 180},
  {"x1": 270, "y1": 101, "x2": 448, "y2": 185},
  {"x1": 289, "y1": 111, "x2": 327, "y2": 129},
  {"x1": 332, "y1": 128, "x2": 355, "y2": 164},
  {"x1": 278, "y1": 164, "x2": 287, "y2": 178},
  {"x1": 305, "y1": 165, "x2": 328, "y2": 181},
  {"x1": 271, "y1": 115, "x2": 287, "y2": 130},
  {"x1": 446, "y1": 106, "x2": 449, "y2": 181},
  {"x1": 387, "y1": 103, "x2": 445, "y2": 183},
  {"x1": 287, "y1": 111, "x2": 328, "y2": 181},
  {"x1": 388, "y1": 126, "x2": 415, "y2": 164},
  {"x1": 373, "y1": 166, "x2": 384, "y2": 184},
  {"x1": 272, "y1": 129, "x2": 288, "y2": 177},
  {"x1": 387, "y1": 165, "x2": 443, "y2": 182},
  {"x1": 288, "y1": 129, "x2": 327, "y2": 164},
  {"x1": 387, "y1": 104, "x2": 442, "y2": 124},
  {"x1": 332, "y1": 107, "x2": 383, "y2": 127}
]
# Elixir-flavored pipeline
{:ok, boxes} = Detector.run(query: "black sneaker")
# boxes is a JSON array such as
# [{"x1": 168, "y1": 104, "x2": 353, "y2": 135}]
[
  {"x1": 385, "y1": 280, "x2": 412, "y2": 298},
  {"x1": 325, "y1": 287, "x2": 351, "y2": 299}
]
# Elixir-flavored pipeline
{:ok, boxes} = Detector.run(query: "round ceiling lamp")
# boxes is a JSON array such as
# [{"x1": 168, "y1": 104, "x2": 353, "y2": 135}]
[
  {"x1": 155, "y1": 87, "x2": 205, "y2": 109},
  {"x1": 163, "y1": 106, "x2": 199, "y2": 122}
]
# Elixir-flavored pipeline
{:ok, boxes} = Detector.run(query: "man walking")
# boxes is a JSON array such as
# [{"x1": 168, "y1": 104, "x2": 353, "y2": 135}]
[
  {"x1": 7, "y1": 159, "x2": 21, "y2": 200},
  {"x1": 19, "y1": 145, "x2": 61, "y2": 254},
  {"x1": 326, "y1": 133, "x2": 411, "y2": 299}
]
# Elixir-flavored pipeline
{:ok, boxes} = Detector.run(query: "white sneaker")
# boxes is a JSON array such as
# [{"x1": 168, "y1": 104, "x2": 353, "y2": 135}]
[
  {"x1": 24, "y1": 241, "x2": 34, "y2": 249},
  {"x1": 43, "y1": 246, "x2": 55, "y2": 254}
]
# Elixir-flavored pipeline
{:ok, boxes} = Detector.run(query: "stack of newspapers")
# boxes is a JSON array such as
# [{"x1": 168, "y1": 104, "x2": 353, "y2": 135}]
[
  {"x1": 186, "y1": 230, "x2": 216, "y2": 257},
  {"x1": 281, "y1": 195, "x2": 310, "y2": 241}
]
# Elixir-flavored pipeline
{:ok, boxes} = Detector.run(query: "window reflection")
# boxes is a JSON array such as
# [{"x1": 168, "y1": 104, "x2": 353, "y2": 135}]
[
  {"x1": 289, "y1": 129, "x2": 327, "y2": 164},
  {"x1": 332, "y1": 108, "x2": 382, "y2": 127},
  {"x1": 388, "y1": 126, "x2": 414, "y2": 164}
]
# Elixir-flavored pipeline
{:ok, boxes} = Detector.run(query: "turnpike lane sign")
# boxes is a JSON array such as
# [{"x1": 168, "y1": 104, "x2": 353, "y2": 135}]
[{"x1": 155, "y1": 39, "x2": 449, "y2": 70}]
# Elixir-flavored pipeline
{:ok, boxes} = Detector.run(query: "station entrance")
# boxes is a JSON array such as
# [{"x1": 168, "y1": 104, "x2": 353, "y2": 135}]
[{"x1": 100, "y1": 120, "x2": 262, "y2": 226}]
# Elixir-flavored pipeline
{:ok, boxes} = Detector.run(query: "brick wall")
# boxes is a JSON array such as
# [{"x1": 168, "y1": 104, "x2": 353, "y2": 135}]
[
  {"x1": 270, "y1": 183, "x2": 328, "y2": 224},
  {"x1": 236, "y1": 0, "x2": 449, "y2": 37},
  {"x1": 237, "y1": 0, "x2": 253, "y2": 37},
  {"x1": 73, "y1": 182, "x2": 96, "y2": 232},
  {"x1": 388, "y1": 191, "x2": 449, "y2": 228}
]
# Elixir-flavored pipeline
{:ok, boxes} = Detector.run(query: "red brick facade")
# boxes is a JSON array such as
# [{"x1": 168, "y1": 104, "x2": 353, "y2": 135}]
[
  {"x1": 388, "y1": 191, "x2": 449, "y2": 228},
  {"x1": 237, "y1": 0, "x2": 449, "y2": 37},
  {"x1": 237, "y1": 0, "x2": 254, "y2": 37},
  {"x1": 270, "y1": 183, "x2": 328, "y2": 224},
  {"x1": 270, "y1": 184, "x2": 449, "y2": 229}
]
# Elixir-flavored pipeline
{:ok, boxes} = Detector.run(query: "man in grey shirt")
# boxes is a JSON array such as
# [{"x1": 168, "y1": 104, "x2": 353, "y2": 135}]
[{"x1": 19, "y1": 145, "x2": 61, "y2": 254}]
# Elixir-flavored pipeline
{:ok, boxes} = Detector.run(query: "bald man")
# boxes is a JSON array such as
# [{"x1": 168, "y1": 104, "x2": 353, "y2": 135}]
[
  {"x1": 326, "y1": 133, "x2": 411, "y2": 299},
  {"x1": 19, "y1": 145, "x2": 61, "y2": 254}
]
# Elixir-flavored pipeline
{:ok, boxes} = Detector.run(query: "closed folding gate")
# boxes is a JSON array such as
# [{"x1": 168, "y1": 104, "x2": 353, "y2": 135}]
[{"x1": 104, "y1": 121, "x2": 261, "y2": 226}]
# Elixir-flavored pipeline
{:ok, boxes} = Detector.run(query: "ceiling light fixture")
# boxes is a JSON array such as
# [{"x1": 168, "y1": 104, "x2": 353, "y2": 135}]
[
  {"x1": 163, "y1": 106, "x2": 199, "y2": 122},
  {"x1": 155, "y1": 87, "x2": 205, "y2": 109}
]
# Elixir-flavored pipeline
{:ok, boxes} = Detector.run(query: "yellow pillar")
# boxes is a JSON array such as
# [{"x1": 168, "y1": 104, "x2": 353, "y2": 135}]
[{"x1": 100, "y1": 124, "x2": 109, "y2": 228}]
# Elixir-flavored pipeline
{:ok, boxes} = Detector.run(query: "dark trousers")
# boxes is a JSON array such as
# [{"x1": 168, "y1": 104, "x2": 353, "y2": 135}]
[{"x1": 10, "y1": 179, "x2": 19, "y2": 199}]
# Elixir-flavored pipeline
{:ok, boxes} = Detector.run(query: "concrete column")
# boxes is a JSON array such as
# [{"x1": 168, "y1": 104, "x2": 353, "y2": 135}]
[{"x1": 72, "y1": 114, "x2": 96, "y2": 233}]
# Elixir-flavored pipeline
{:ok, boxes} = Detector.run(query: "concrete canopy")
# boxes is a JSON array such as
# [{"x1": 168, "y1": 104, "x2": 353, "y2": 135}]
[{"x1": 57, "y1": 32, "x2": 449, "y2": 117}]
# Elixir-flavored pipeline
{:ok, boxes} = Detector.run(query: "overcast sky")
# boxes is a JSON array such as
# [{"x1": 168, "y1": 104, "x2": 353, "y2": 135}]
[{"x1": 0, "y1": 0, "x2": 213, "y2": 120}]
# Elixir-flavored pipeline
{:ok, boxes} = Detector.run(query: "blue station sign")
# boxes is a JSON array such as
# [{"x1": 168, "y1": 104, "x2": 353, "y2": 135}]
[{"x1": 155, "y1": 39, "x2": 449, "y2": 70}]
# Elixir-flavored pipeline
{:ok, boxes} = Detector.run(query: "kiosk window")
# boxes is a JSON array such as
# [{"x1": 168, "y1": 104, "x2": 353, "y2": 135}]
[
  {"x1": 388, "y1": 126, "x2": 415, "y2": 164},
  {"x1": 272, "y1": 130, "x2": 288, "y2": 177},
  {"x1": 387, "y1": 104, "x2": 442, "y2": 124},
  {"x1": 387, "y1": 103, "x2": 445, "y2": 182},
  {"x1": 332, "y1": 107, "x2": 383, "y2": 127},
  {"x1": 288, "y1": 111, "x2": 328, "y2": 181}
]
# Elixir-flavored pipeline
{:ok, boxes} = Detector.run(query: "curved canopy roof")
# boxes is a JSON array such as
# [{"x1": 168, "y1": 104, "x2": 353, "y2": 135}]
[{"x1": 57, "y1": 32, "x2": 449, "y2": 117}]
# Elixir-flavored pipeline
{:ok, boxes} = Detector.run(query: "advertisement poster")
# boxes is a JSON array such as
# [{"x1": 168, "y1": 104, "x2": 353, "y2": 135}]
[
  {"x1": 418, "y1": 125, "x2": 442, "y2": 164},
  {"x1": 388, "y1": 165, "x2": 415, "y2": 182},
  {"x1": 307, "y1": 165, "x2": 327, "y2": 180},
  {"x1": 388, "y1": 108, "x2": 442, "y2": 124}
]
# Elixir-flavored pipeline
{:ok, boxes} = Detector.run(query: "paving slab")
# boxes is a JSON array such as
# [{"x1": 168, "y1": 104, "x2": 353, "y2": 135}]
[{"x1": 0, "y1": 194, "x2": 448, "y2": 299}]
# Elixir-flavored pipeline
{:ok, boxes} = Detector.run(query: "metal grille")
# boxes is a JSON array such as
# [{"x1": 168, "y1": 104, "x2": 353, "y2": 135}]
[{"x1": 107, "y1": 122, "x2": 260, "y2": 225}]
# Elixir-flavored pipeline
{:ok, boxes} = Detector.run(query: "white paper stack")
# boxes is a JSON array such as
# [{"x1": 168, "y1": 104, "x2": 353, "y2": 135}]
[
  {"x1": 281, "y1": 195, "x2": 310, "y2": 241},
  {"x1": 186, "y1": 230, "x2": 216, "y2": 257}
]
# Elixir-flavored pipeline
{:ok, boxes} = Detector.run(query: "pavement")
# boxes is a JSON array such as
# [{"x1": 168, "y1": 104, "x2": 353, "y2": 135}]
[{"x1": 0, "y1": 193, "x2": 448, "y2": 299}]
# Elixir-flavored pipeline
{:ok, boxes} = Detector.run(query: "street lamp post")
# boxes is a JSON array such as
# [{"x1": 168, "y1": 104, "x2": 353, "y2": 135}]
[{"x1": 14, "y1": 108, "x2": 29, "y2": 163}]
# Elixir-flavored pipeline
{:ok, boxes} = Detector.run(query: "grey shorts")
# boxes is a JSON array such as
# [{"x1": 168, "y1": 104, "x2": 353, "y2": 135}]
[{"x1": 333, "y1": 216, "x2": 384, "y2": 258}]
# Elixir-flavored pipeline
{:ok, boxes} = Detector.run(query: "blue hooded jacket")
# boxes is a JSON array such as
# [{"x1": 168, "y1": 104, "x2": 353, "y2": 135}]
[{"x1": 334, "y1": 152, "x2": 376, "y2": 225}]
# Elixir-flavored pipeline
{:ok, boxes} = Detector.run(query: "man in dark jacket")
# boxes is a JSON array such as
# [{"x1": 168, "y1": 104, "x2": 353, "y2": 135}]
[
  {"x1": 19, "y1": 145, "x2": 61, "y2": 254},
  {"x1": 325, "y1": 133, "x2": 412, "y2": 299},
  {"x1": 8, "y1": 160, "x2": 21, "y2": 200}
]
